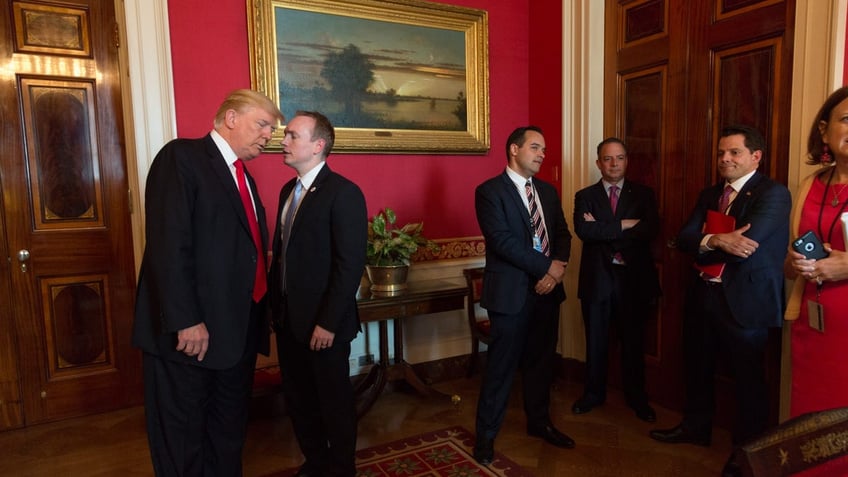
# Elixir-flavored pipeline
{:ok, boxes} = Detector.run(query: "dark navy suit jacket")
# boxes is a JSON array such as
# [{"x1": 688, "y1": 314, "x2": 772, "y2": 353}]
[
  {"x1": 475, "y1": 171, "x2": 571, "y2": 314},
  {"x1": 677, "y1": 171, "x2": 790, "y2": 328}
]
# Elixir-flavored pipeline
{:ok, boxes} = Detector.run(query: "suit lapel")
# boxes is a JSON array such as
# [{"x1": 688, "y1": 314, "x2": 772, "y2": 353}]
[
  {"x1": 729, "y1": 172, "x2": 762, "y2": 219},
  {"x1": 289, "y1": 164, "x2": 332, "y2": 239},
  {"x1": 204, "y1": 135, "x2": 252, "y2": 235},
  {"x1": 594, "y1": 181, "x2": 614, "y2": 217},
  {"x1": 500, "y1": 172, "x2": 529, "y2": 225}
]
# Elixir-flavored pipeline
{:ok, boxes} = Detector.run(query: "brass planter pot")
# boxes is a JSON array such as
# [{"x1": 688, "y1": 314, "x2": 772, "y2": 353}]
[{"x1": 365, "y1": 264, "x2": 409, "y2": 294}]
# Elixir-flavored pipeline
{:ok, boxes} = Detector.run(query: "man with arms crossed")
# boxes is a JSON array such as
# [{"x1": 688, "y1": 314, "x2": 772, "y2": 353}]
[
  {"x1": 572, "y1": 137, "x2": 660, "y2": 423},
  {"x1": 650, "y1": 125, "x2": 790, "y2": 477}
]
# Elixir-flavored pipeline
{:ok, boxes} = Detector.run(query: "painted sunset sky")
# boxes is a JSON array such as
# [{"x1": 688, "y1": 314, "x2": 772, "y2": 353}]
[{"x1": 274, "y1": 7, "x2": 467, "y2": 100}]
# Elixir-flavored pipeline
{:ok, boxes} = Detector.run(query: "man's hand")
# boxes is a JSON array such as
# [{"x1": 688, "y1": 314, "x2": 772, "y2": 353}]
[
  {"x1": 621, "y1": 219, "x2": 640, "y2": 230},
  {"x1": 535, "y1": 275, "x2": 556, "y2": 295},
  {"x1": 176, "y1": 322, "x2": 209, "y2": 361},
  {"x1": 536, "y1": 260, "x2": 568, "y2": 295},
  {"x1": 547, "y1": 259, "x2": 568, "y2": 282},
  {"x1": 310, "y1": 325, "x2": 336, "y2": 351},
  {"x1": 707, "y1": 223, "x2": 759, "y2": 258}
]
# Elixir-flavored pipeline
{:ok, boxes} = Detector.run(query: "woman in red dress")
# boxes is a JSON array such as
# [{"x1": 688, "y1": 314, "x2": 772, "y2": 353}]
[
  {"x1": 784, "y1": 87, "x2": 848, "y2": 477},
  {"x1": 786, "y1": 86, "x2": 848, "y2": 418}
]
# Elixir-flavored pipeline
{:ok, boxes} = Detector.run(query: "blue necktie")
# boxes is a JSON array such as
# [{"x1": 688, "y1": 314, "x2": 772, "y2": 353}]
[{"x1": 280, "y1": 180, "x2": 303, "y2": 291}]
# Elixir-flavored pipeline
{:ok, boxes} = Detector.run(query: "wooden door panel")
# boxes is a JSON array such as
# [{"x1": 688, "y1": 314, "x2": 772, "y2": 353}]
[
  {"x1": 620, "y1": 67, "x2": 666, "y2": 365},
  {"x1": 1, "y1": 0, "x2": 141, "y2": 427},
  {"x1": 620, "y1": 68, "x2": 665, "y2": 194},
  {"x1": 712, "y1": 39, "x2": 786, "y2": 181},
  {"x1": 605, "y1": 0, "x2": 794, "y2": 424},
  {"x1": 20, "y1": 79, "x2": 103, "y2": 228}
]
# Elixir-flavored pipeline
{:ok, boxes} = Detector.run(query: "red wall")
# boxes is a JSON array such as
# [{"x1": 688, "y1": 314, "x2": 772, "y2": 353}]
[{"x1": 167, "y1": 0, "x2": 561, "y2": 243}]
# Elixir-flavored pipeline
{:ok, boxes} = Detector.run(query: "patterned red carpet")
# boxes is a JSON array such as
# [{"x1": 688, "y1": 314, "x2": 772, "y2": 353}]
[{"x1": 267, "y1": 426, "x2": 533, "y2": 477}]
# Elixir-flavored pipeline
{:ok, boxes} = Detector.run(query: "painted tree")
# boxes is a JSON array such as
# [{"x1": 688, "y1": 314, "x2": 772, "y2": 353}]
[
  {"x1": 452, "y1": 91, "x2": 467, "y2": 129},
  {"x1": 321, "y1": 44, "x2": 375, "y2": 121}
]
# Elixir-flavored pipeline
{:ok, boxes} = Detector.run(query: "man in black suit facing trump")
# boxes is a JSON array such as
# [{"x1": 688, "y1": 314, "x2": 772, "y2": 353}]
[
  {"x1": 269, "y1": 111, "x2": 367, "y2": 477},
  {"x1": 572, "y1": 137, "x2": 661, "y2": 423},
  {"x1": 473, "y1": 125, "x2": 574, "y2": 465}
]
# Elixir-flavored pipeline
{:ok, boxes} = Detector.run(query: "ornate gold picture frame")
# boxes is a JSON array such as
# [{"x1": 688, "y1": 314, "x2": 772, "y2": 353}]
[{"x1": 247, "y1": 0, "x2": 489, "y2": 154}]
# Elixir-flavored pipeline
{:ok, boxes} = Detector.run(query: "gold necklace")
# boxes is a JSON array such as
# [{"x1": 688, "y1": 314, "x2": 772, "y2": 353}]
[{"x1": 831, "y1": 182, "x2": 848, "y2": 207}]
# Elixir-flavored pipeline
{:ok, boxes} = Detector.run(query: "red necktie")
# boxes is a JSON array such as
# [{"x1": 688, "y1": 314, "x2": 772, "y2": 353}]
[
  {"x1": 610, "y1": 185, "x2": 625, "y2": 264},
  {"x1": 718, "y1": 185, "x2": 733, "y2": 214},
  {"x1": 235, "y1": 159, "x2": 266, "y2": 302},
  {"x1": 609, "y1": 184, "x2": 619, "y2": 213}
]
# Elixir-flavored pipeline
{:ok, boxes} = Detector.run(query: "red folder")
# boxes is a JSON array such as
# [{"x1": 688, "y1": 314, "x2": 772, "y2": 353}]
[{"x1": 695, "y1": 210, "x2": 736, "y2": 279}]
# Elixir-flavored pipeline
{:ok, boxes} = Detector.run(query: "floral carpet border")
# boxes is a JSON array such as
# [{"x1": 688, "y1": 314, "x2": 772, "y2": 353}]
[
  {"x1": 354, "y1": 426, "x2": 531, "y2": 477},
  {"x1": 266, "y1": 426, "x2": 532, "y2": 477}
]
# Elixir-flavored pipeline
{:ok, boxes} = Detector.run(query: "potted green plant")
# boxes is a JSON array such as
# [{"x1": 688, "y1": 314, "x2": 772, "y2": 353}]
[{"x1": 366, "y1": 207, "x2": 439, "y2": 293}]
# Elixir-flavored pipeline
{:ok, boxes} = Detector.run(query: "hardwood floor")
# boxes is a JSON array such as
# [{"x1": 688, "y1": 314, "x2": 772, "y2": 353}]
[{"x1": 0, "y1": 375, "x2": 731, "y2": 476}]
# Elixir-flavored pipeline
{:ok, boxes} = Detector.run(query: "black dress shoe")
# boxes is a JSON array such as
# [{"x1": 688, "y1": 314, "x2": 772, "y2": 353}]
[
  {"x1": 649, "y1": 424, "x2": 711, "y2": 446},
  {"x1": 571, "y1": 396, "x2": 603, "y2": 415},
  {"x1": 527, "y1": 423, "x2": 576, "y2": 448},
  {"x1": 473, "y1": 437, "x2": 494, "y2": 465},
  {"x1": 631, "y1": 403, "x2": 656, "y2": 423}
]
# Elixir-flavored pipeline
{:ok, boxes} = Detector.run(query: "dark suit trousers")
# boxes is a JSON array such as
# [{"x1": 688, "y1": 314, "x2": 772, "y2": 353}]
[
  {"x1": 580, "y1": 265, "x2": 649, "y2": 406},
  {"x1": 277, "y1": 324, "x2": 356, "y2": 477},
  {"x1": 683, "y1": 278, "x2": 769, "y2": 445},
  {"x1": 476, "y1": 291, "x2": 560, "y2": 440},
  {"x1": 142, "y1": 307, "x2": 261, "y2": 477}
]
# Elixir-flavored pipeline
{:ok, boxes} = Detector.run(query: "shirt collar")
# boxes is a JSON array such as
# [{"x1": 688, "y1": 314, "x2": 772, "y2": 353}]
[
  {"x1": 602, "y1": 179, "x2": 625, "y2": 193},
  {"x1": 210, "y1": 130, "x2": 238, "y2": 167},
  {"x1": 726, "y1": 170, "x2": 757, "y2": 192},
  {"x1": 297, "y1": 161, "x2": 326, "y2": 191},
  {"x1": 505, "y1": 167, "x2": 530, "y2": 189}
]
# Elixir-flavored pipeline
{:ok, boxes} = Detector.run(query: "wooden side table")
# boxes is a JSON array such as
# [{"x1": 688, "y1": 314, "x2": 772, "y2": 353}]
[{"x1": 354, "y1": 279, "x2": 468, "y2": 416}]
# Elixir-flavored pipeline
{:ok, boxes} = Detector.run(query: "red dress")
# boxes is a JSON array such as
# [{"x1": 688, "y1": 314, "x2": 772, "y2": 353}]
[
  {"x1": 790, "y1": 176, "x2": 848, "y2": 477},
  {"x1": 791, "y1": 175, "x2": 848, "y2": 416}
]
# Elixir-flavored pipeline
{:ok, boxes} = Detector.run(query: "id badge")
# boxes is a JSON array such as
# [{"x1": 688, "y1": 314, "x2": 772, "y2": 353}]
[
  {"x1": 807, "y1": 299, "x2": 825, "y2": 333},
  {"x1": 532, "y1": 234, "x2": 542, "y2": 252}
]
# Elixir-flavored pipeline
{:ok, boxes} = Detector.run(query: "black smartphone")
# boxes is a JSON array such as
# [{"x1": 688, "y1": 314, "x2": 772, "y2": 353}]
[{"x1": 792, "y1": 230, "x2": 829, "y2": 260}]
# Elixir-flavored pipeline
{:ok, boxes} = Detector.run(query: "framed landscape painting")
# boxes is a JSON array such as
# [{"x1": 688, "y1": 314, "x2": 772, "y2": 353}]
[{"x1": 248, "y1": 0, "x2": 489, "y2": 153}]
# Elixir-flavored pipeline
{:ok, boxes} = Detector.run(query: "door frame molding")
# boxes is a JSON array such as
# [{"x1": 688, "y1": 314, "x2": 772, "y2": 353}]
[
  {"x1": 559, "y1": 0, "x2": 605, "y2": 361},
  {"x1": 117, "y1": 0, "x2": 177, "y2": 274}
]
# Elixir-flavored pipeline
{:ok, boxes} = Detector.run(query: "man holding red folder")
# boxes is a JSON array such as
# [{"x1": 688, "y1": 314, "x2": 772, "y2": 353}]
[{"x1": 650, "y1": 125, "x2": 790, "y2": 474}]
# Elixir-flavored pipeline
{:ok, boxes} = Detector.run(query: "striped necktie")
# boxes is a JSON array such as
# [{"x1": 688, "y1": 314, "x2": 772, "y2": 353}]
[{"x1": 525, "y1": 180, "x2": 549, "y2": 256}]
